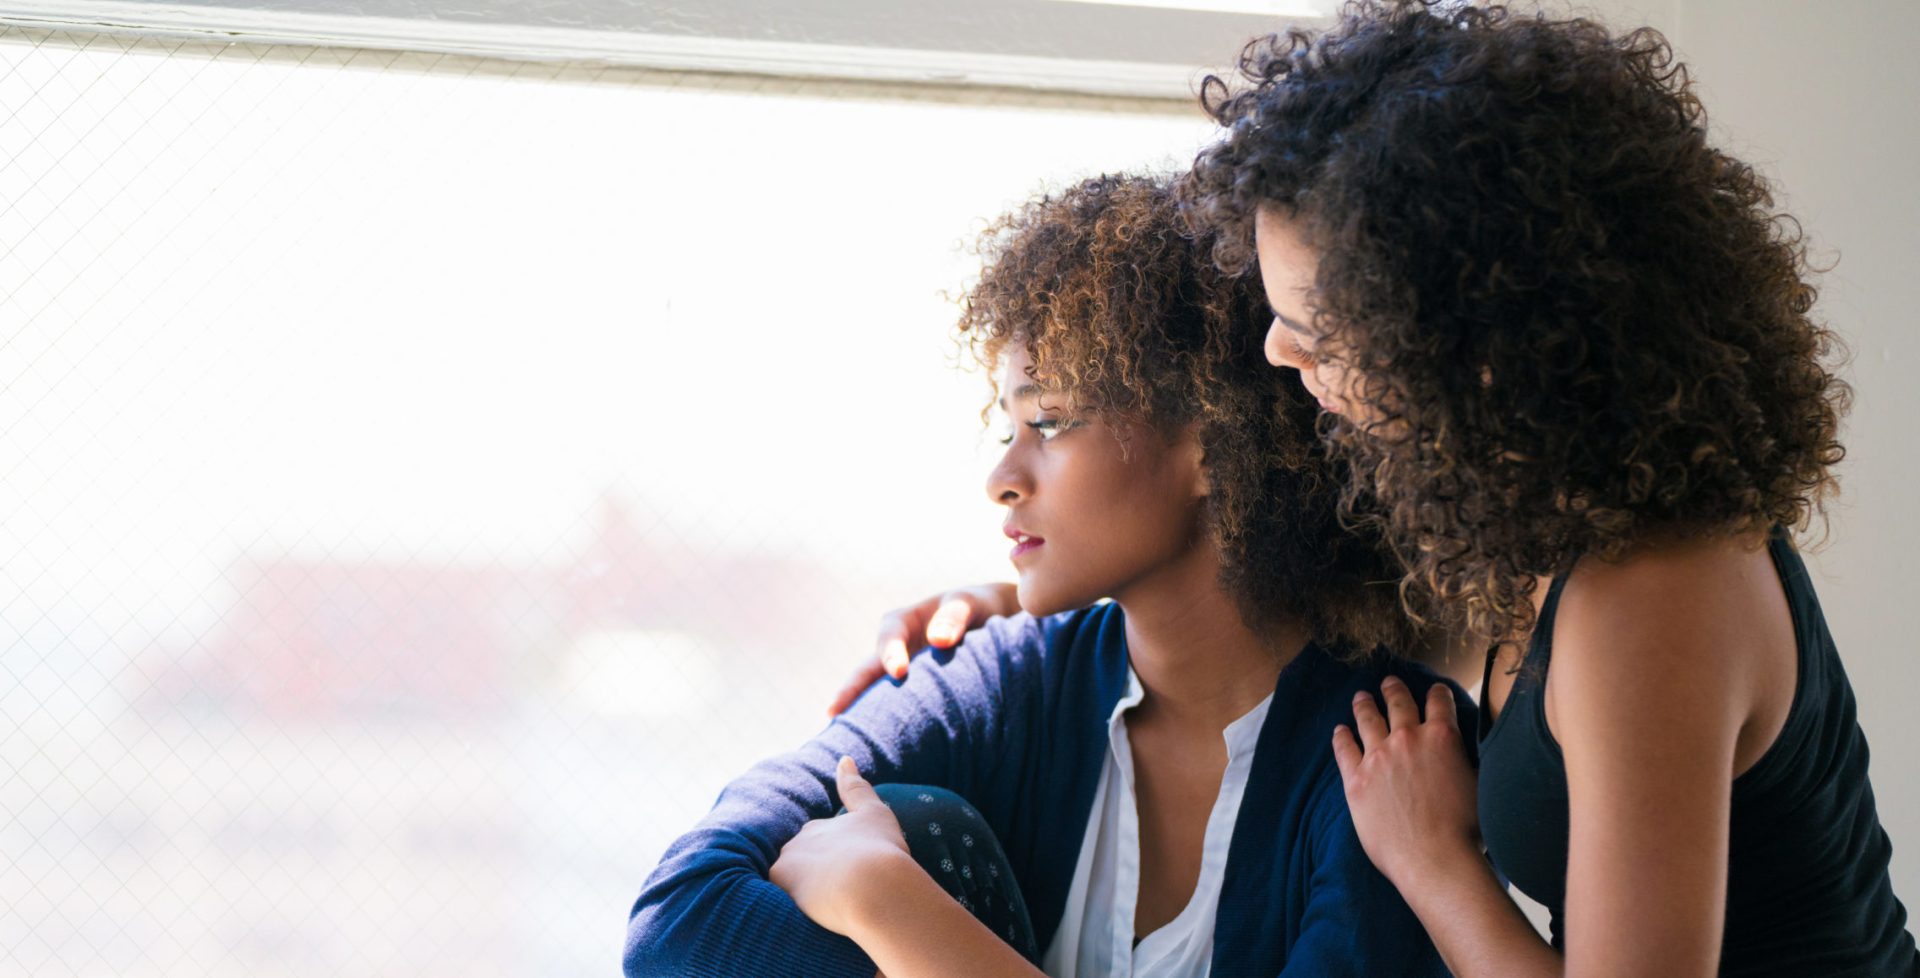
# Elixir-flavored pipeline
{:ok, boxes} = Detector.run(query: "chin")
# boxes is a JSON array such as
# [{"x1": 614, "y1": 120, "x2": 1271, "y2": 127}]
[{"x1": 1015, "y1": 577, "x2": 1101, "y2": 618}]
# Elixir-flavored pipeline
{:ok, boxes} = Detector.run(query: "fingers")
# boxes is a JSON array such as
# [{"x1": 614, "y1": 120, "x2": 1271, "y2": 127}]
[
  {"x1": 826, "y1": 660, "x2": 887, "y2": 718},
  {"x1": 835, "y1": 756, "x2": 882, "y2": 812},
  {"x1": 1351, "y1": 689, "x2": 1389, "y2": 750},
  {"x1": 1380, "y1": 675, "x2": 1421, "y2": 731},
  {"x1": 1331, "y1": 724, "x2": 1362, "y2": 784},
  {"x1": 858, "y1": 582, "x2": 1019, "y2": 719},
  {"x1": 926, "y1": 595, "x2": 974, "y2": 648},
  {"x1": 1426, "y1": 680, "x2": 1458, "y2": 731},
  {"x1": 880, "y1": 583, "x2": 1019, "y2": 666},
  {"x1": 880, "y1": 635, "x2": 911, "y2": 679},
  {"x1": 876, "y1": 607, "x2": 917, "y2": 679}
]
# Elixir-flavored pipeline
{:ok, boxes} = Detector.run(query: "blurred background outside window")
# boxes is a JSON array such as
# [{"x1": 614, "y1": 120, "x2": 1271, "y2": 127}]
[{"x1": 0, "y1": 8, "x2": 1234, "y2": 974}]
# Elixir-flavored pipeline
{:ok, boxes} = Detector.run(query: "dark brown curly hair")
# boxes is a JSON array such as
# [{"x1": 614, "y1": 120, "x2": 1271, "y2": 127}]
[
  {"x1": 961, "y1": 172, "x2": 1419, "y2": 656},
  {"x1": 1182, "y1": 0, "x2": 1849, "y2": 642}
]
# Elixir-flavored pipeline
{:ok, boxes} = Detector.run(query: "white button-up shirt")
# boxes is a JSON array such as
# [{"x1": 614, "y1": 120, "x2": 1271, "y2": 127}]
[{"x1": 1041, "y1": 667, "x2": 1274, "y2": 978}]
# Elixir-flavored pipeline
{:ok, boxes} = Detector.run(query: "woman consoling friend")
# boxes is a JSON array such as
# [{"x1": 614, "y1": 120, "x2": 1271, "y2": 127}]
[
  {"x1": 863, "y1": 2, "x2": 1916, "y2": 976},
  {"x1": 623, "y1": 173, "x2": 1468, "y2": 978}
]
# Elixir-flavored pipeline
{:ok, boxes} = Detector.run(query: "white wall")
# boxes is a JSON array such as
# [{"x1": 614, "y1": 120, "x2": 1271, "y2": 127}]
[
  {"x1": 1682, "y1": 0, "x2": 1920, "y2": 908},
  {"x1": 1605, "y1": 0, "x2": 1920, "y2": 908}
]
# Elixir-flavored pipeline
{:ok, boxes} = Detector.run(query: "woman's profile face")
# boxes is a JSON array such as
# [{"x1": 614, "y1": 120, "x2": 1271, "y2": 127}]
[
  {"x1": 1254, "y1": 206, "x2": 1376, "y2": 426},
  {"x1": 985, "y1": 347, "x2": 1209, "y2": 616}
]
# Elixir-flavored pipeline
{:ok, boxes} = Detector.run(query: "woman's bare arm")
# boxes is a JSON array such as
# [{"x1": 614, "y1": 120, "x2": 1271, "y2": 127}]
[
  {"x1": 843, "y1": 855, "x2": 1046, "y2": 978},
  {"x1": 772, "y1": 758, "x2": 1044, "y2": 978},
  {"x1": 1337, "y1": 536, "x2": 1787, "y2": 978},
  {"x1": 1549, "y1": 538, "x2": 1788, "y2": 978}
]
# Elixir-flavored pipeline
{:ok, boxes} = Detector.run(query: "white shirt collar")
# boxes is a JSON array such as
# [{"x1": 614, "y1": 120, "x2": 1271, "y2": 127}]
[{"x1": 1045, "y1": 665, "x2": 1276, "y2": 978}]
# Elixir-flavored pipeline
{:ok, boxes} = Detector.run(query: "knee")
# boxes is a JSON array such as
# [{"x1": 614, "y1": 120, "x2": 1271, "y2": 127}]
[
  {"x1": 872, "y1": 784, "x2": 986, "y2": 843},
  {"x1": 873, "y1": 783, "x2": 974, "y2": 818}
]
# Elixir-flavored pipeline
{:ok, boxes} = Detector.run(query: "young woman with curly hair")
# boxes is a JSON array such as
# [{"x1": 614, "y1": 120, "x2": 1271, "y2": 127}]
[
  {"x1": 1174, "y1": 2, "x2": 1917, "y2": 976},
  {"x1": 625, "y1": 173, "x2": 1467, "y2": 977}
]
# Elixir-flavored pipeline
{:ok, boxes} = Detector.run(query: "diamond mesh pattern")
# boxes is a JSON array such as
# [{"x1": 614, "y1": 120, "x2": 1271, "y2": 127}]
[{"x1": 0, "y1": 27, "x2": 1213, "y2": 976}]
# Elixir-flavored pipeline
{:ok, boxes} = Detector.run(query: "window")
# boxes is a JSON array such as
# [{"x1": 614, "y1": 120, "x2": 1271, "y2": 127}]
[{"x1": 1, "y1": 26, "x2": 1216, "y2": 974}]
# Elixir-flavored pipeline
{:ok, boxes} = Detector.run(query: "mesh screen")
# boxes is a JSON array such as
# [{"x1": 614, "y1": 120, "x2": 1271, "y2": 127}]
[{"x1": 0, "y1": 27, "x2": 1214, "y2": 976}]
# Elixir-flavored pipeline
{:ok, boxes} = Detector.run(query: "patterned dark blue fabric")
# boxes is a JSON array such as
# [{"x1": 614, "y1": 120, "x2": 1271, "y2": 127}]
[{"x1": 869, "y1": 783, "x2": 1040, "y2": 963}]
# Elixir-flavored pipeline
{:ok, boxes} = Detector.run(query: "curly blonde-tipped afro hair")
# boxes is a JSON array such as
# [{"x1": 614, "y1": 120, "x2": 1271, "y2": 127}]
[{"x1": 960, "y1": 172, "x2": 1418, "y2": 656}]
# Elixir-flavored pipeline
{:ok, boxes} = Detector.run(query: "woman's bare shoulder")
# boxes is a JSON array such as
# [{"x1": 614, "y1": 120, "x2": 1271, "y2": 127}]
[
  {"x1": 1560, "y1": 528, "x2": 1777, "y2": 634},
  {"x1": 1548, "y1": 528, "x2": 1793, "y2": 756}
]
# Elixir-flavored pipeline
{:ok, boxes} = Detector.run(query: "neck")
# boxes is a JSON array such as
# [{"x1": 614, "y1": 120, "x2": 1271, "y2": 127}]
[{"x1": 1113, "y1": 545, "x2": 1309, "y2": 733}]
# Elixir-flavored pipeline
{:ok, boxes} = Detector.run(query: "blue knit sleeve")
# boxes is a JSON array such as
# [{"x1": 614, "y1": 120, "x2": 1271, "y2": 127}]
[
  {"x1": 1278, "y1": 661, "x2": 1473, "y2": 978},
  {"x1": 622, "y1": 613, "x2": 1049, "y2": 978},
  {"x1": 1283, "y1": 764, "x2": 1452, "y2": 977}
]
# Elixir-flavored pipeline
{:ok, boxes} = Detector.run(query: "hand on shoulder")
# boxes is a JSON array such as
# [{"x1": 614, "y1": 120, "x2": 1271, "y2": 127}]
[{"x1": 828, "y1": 583, "x2": 1022, "y2": 717}]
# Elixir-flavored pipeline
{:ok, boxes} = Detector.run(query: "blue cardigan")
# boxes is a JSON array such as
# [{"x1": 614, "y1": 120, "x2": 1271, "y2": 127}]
[{"x1": 625, "y1": 603, "x2": 1471, "y2": 977}]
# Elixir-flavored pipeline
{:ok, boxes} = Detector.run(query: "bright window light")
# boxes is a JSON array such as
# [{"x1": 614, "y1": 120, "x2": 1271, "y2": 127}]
[{"x1": 0, "y1": 28, "x2": 1216, "y2": 977}]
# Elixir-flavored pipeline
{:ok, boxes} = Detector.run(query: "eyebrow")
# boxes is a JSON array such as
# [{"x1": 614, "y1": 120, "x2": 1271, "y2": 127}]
[
  {"x1": 996, "y1": 383, "x2": 1048, "y2": 411},
  {"x1": 1274, "y1": 312, "x2": 1312, "y2": 336}
]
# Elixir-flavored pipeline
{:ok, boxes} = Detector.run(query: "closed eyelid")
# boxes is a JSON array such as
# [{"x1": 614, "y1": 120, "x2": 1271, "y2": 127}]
[
  {"x1": 1281, "y1": 333, "x2": 1317, "y2": 362},
  {"x1": 1274, "y1": 317, "x2": 1320, "y2": 355}
]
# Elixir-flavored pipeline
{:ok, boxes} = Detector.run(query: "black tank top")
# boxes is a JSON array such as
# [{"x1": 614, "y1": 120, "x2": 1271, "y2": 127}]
[{"x1": 1477, "y1": 531, "x2": 1918, "y2": 976}]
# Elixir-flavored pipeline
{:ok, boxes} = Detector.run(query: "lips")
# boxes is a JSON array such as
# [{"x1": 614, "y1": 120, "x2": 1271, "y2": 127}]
[{"x1": 1003, "y1": 524, "x2": 1045, "y2": 560}]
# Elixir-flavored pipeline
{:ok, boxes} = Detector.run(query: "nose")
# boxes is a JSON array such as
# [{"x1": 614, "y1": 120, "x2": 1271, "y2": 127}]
[
  {"x1": 1263, "y1": 318, "x2": 1293, "y2": 369},
  {"x1": 986, "y1": 444, "x2": 1032, "y2": 505}
]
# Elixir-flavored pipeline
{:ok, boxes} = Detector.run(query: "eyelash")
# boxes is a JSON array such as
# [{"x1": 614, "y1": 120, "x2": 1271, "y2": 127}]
[
  {"x1": 998, "y1": 418, "x2": 1073, "y2": 446},
  {"x1": 1284, "y1": 336, "x2": 1318, "y2": 367}
]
